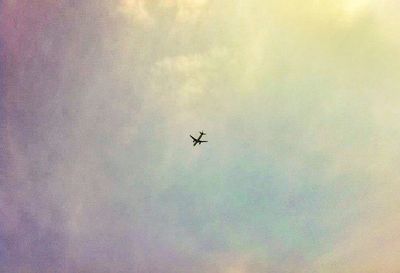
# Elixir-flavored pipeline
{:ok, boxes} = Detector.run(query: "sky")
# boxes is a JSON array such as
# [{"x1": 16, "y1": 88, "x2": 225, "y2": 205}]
[{"x1": 1, "y1": 0, "x2": 400, "y2": 272}]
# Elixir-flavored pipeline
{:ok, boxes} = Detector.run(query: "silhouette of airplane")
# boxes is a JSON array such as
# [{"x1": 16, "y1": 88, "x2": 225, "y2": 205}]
[{"x1": 190, "y1": 131, "x2": 208, "y2": 146}]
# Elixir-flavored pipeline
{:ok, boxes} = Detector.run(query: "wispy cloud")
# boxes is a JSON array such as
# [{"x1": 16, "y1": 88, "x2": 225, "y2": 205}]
[{"x1": 1, "y1": 0, "x2": 400, "y2": 272}]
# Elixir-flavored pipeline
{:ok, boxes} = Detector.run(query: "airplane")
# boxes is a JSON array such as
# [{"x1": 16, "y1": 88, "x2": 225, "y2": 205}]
[{"x1": 190, "y1": 131, "x2": 208, "y2": 146}]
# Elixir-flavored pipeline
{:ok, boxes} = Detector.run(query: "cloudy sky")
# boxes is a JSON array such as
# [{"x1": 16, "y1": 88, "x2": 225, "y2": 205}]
[{"x1": 1, "y1": 0, "x2": 400, "y2": 272}]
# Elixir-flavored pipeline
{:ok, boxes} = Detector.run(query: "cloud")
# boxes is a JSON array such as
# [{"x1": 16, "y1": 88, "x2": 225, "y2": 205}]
[
  {"x1": 2, "y1": 0, "x2": 400, "y2": 272},
  {"x1": 117, "y1": 0, "x2": 154, "y2": 25}
]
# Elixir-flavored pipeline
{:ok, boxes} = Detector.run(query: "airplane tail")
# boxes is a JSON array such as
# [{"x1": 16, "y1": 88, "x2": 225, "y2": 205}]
[{"x1": 200, "y1": 131, "x2": 206, "y2": 135}]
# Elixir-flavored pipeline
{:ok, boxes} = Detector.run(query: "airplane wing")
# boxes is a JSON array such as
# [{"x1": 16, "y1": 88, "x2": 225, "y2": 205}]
[
  {"x1": 199, "y1": 140, "x2": 208, "y2": 143},
  {"x1": 190, "y1": 135, "x2": 197, "y2": 141}
]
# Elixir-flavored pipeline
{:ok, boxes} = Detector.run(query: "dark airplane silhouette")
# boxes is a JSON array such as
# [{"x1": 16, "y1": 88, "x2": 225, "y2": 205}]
[{"x1": 190, "y1": 131, "x2": 208, "y2": 146}]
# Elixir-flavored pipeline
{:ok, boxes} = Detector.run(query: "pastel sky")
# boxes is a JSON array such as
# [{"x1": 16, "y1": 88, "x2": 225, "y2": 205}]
[{"x1": 1, "y1": 1, "x2": 400, "y2": 272}]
